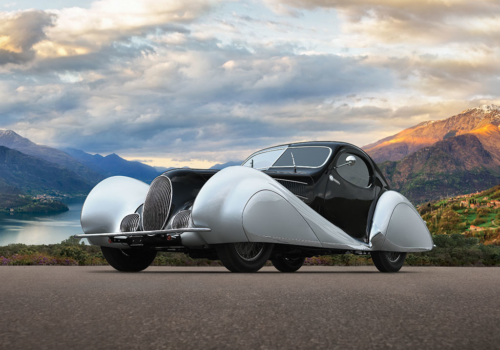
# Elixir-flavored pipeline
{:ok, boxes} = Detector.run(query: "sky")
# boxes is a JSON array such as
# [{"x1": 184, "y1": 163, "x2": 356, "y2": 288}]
[{"x1": 1, "y1": 0, "x2": 499, "y2": 168}]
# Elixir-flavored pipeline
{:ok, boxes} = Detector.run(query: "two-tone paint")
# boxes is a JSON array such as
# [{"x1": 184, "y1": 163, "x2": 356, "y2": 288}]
[{"x1": 79, "y1": 141, "x2": 433, "y2": 253}]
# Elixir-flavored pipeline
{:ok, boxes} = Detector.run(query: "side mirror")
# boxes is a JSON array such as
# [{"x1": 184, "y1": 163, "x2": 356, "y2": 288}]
[
  {"x1": 335, "y1": 155, "x2": 357, "y2": 169},
  {"x1": 346, "y1": 155, "x2": 356, "y2": 166}
]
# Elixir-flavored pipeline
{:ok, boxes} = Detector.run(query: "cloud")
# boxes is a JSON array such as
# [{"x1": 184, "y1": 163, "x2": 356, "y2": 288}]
[
  {"x1": 0, "y1": 0, "x2": 499, "y2": 167},
  {"x1": 266, "y1": 0, "x2": 500, "y2": 45},
  {"x1": 0, "y1": 10, "x2": 55, "y2": 65}
]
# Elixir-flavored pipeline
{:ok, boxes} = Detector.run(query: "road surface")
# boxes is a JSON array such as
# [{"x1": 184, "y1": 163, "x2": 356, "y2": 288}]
[{"x1": 1, "y1": 266, "x2": 499, "y2": 349}]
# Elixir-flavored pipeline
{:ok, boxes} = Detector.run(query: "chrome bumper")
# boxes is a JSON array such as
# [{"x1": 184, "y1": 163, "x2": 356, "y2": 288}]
[{"x1": 74, "y1": 227, "x2": 211, "y2": 239}]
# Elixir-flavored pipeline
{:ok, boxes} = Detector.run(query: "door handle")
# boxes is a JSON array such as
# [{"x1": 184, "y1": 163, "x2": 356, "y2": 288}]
[{"x1": 329, "y1": 174, "x2": 340, "y2": 185}]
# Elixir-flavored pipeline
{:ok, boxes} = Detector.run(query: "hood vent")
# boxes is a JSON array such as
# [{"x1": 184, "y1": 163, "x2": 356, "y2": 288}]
[{"x1": 275, "y1": 179, "x2": 308, "y2": 199}]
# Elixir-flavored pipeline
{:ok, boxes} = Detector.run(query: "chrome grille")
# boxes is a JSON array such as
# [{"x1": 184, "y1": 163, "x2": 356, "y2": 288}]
[
  {"x1": 120, "y1": 213, "x2": 140, "y2": 232},
  {"x1": 275, "y1": 179, "x2": 308, "y2": 199},
  {"x1": 171, "y1": 210, "x2": 192, "y2": 229},
  {"x1": 143, "y1": 175, "x2": 172, "y2": 231}
]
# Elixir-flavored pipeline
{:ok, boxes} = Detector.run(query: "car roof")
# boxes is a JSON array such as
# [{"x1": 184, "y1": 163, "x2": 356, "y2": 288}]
[{"x1": 255, "y1": 141, "x2": 362, "y2": 153}]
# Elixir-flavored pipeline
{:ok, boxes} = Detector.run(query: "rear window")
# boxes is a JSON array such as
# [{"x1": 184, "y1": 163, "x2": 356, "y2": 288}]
[{"x1": 272, "y1": 147, "x2": 331, "y2": 168}]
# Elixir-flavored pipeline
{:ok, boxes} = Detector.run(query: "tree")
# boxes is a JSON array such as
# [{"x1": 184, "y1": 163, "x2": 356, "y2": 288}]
[{"x1": 438, "y1": 208, "x2": 461, "y2": 233}]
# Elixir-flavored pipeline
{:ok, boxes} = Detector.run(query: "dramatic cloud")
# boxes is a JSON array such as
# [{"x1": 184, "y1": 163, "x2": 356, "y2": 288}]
[
  {"x1": 0, "y1": 10, "x2": 55, "y2": 64},
  {"x1": 0, "y1": 0, "x2": 499, "y2": 167}
]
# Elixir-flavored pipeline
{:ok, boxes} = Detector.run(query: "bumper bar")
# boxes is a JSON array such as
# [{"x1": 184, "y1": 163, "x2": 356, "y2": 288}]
[{"x1": 74, "y1": 227, "x2": 211, "y2": 239}]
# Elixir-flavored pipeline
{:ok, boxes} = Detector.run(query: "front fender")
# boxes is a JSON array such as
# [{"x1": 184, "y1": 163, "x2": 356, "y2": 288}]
[
  {"x1": 192, "y1": 166, "x2": 322, "y2": 246},
  {"x1": 80, "y1": 176, "x2": 149, "y2": 248}
]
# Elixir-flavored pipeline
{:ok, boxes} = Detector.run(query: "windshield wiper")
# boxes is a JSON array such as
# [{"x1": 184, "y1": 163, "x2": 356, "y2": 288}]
[{"x1": 291, "y1": 152, "x2": 296, "y2": 173}]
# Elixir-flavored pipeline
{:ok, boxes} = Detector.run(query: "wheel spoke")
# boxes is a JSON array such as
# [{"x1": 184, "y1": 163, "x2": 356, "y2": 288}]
[
  {"x1": 234, "y1": 243, "x2": 264, "y2": 262},
  {"x1": 385, "y1": 252, "x2": 401, "y2": 263}
]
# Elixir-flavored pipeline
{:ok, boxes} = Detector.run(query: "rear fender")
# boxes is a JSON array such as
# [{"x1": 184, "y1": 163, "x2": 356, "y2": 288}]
[{"x1": 369, "y1": 191, "x2": 433, "y2": 252}]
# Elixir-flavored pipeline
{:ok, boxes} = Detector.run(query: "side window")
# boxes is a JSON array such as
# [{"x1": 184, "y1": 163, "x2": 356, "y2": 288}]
[{"x1": 335, "y1": 153, "x2": 370, "y2": 187}]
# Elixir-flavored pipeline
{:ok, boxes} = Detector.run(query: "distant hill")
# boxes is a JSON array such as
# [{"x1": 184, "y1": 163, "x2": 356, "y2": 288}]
[
  {"x1": 364, "y1": 105, "x2": 500, "y2": 163},
  {"x1": 62, "y1": 148, "x2": 160, "y2": 183},
  {"x1": 0, "y1": 146, "x2": 92, "y2": 194},
  {"x1": 210, "y1": 161, "x2": 242, "y2": 169},
  {"x1": 154, "y1": 166, "x2": 174, "y2": 173},
  {"x1": 0, "y1": 130, "x2": 103, "y2": 185},
  {"x1": 379, "y1": 134, "x2": 500, "y2": 204},
  {"x1": 362, "y1": 105, "x2": 500, "y2": 203}
]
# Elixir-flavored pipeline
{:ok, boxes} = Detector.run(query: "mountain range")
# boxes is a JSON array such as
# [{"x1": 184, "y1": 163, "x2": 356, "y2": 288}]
[
  {"x1": 365, "y1": 105, "x2": 500, "y2": 203},
  {"x1": 0, "y1": 130, "x2": 162, "y2": 195},
  {"x1": 0, "y1": 146, "x2": 92, "y2": 194},
  {"x1": 1, "y1": 105, "x2": 499, "y2": 202},
  {"x1": 62, "y1": 148, "x2": 160, "y2": 183}
]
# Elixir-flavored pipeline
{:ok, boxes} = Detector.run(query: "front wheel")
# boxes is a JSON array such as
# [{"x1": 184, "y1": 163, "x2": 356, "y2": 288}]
[
  {"x1": 101, "y1": 247, "x2": 157, "y2": 272},
  {"x1": 371, "y1": 251, "x2": 407, "y2": 273},
  {"x1": 272, "y1": 256, "x2": 305, "y2": 272},
  {"x1": 216, "y1": 242, "x2": 273, "y2": 272}
]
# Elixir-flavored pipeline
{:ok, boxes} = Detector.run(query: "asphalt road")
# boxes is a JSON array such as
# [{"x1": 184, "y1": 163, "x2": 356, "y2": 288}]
[{"x1": 1, "y1": 266, "x2": 499, "y2": 350}]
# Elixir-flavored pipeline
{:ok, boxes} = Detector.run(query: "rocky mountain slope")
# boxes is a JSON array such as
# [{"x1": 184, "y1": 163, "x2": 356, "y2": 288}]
[
  {"x1": 364, "y1": 105, "x2": 500, "y2": 203},
  {"x1": 0, "y1": 146, "x2": 92, "y2": 194},
  {"x1": 0, "y1": 130, "x2": 103, "y2": 185},
  {"x1": 379, "y1": 134, "x2": 500, "y2": 203},
  {"x1": 364, "y1": 105, "x2": 500, "y2": 163}
]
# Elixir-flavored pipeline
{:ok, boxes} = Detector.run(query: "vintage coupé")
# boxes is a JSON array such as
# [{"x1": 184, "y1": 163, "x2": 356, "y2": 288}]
[{"x1": 76, "y1": 141, "x2": 433, "y2": 273}]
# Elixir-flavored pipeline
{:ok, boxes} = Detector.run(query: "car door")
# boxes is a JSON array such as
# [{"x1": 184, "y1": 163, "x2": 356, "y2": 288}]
[{"x1": 322, "y1": 148, "x2": 377, "y2": 240}]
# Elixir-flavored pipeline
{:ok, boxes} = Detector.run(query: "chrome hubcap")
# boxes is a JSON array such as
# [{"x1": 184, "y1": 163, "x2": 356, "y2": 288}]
[
  {"x1": 234, "y1": 243, "x2": 265, "y2": 262},
  {"x1": 385, "y1": 252, "x2": 401, "y2": 263}
]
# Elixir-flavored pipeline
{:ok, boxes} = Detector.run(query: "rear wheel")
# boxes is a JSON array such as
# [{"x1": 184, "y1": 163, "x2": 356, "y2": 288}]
[
  {"x1": 216, "y1": 242, "x2": 273, "y2": 273},
  {"x1": 371, "y1": 251, "x2": 407, "y2": 273},
  {"x1": 272, "y1": 256, "x2": 305, "y2": 273},
  {"x1": 101, "y1": 247, "x2": 157, "y2": 272}
]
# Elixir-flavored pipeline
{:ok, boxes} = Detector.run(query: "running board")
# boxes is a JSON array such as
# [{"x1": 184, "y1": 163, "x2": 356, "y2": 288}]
[{"x1": 74, "y1": 227, "x2": 211, "y2": 238}]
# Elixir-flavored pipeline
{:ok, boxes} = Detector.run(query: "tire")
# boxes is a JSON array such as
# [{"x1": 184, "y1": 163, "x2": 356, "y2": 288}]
[
  {"x1": 101, "y1": 247, "x2": 157, "y2": 272},
  {"x1": 272, "y1": 256, "x2": 305, "y2": 273},
  {"x1": 216, "y1": 242, "x2": 273, "y2": 273},
  {"x1": 371, "y1": 251, "x2": 407, "y2": 273}
]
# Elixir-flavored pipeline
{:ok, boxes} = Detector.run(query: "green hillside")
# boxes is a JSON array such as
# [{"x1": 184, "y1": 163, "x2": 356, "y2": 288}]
[{"x1": 418, "y1": 184, "x2": 500, "y2": 245}]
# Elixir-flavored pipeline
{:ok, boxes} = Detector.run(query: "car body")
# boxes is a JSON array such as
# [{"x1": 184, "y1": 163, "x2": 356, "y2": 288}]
[{"x1": 77, "y1": 141, "x2": 434, "y2": 272}]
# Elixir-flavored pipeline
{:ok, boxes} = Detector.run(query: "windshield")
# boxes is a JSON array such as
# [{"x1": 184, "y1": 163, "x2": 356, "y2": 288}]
[
  {"x1": 242, "y1": 147, "x2": 286, "y2": 169},
  {"x1": 242, "y1": 146, "x2": 331, "y2": 170},
  {"x1": 272, "y1": 147, "x2": 331, "y2": 168}
]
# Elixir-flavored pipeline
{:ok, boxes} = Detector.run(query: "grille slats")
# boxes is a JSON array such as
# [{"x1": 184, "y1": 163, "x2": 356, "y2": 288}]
[
  {"x1": 143, "y1": 176, "x2": 172, "y2": 231},
  {"x1": 171, "y1": 210, "x2": 192, "y2": 229},
  {"x1": 275, "y1": 179, "x2": 308, "y2": 199},
  {"x1": 120, "y1": 213, "x2": 140, "y2": 233}
]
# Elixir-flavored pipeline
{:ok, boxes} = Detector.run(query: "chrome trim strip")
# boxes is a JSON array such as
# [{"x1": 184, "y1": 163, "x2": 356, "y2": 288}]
[{"x1": 75, "y1": 227, "x2": 211, "y2": 238}]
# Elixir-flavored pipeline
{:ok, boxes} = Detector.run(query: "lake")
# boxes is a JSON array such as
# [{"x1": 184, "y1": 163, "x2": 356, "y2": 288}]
[{"x1": 0, "y1": 197, "x2": 87, "y2": 246}]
